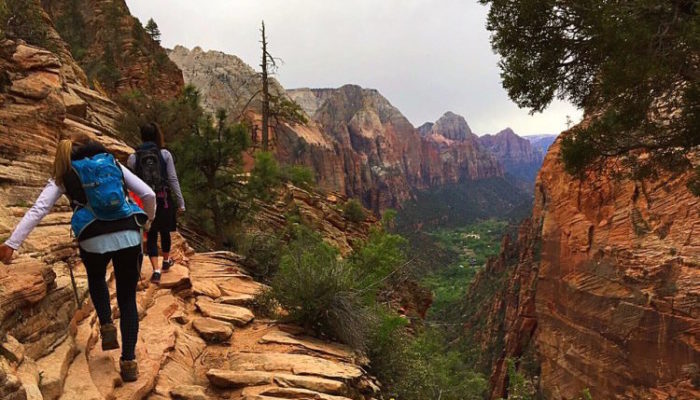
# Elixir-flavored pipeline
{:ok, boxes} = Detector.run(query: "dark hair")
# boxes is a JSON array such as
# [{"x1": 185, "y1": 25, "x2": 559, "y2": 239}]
[
  {"x1": 140, "y1": 123, "x2": 165, "y2": 148},
  {"x1": 71, "y1": 140, "x2": 108, "y2": 161}
]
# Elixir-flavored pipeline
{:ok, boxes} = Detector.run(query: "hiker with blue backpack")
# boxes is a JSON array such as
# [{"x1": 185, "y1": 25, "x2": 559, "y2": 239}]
[
  {"x1": 127, "y1": 123, "x2": 185, "y2": 284},
  {"x1": 0, "y1": 138, "x2": 156, "y2": 383}
]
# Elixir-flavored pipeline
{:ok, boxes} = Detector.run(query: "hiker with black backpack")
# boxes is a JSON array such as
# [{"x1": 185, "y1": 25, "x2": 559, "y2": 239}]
[
  {"x1": 0, "y1": 138, "x2": 156, "y2": 382},
  {"x1": 127, "y1": 123, "x2": 185, "y2": 284}
]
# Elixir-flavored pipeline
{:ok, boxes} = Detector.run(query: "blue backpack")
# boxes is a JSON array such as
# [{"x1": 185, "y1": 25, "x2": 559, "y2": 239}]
[{"x1": 70, "y1": 153, "x2": 146, "y2": 238}]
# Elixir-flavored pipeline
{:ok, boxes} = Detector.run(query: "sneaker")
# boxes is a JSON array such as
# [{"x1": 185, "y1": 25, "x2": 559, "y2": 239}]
[
  {"x1": 100, "y1": 323, "x2": 119, "y2": 351},
  {"x1": 150, "y1": 271, "x2": 161, "y2": 284},
  {"x1": 162, "y1": 258, "x2": 175, "y2": 271},
  {"x1": 120, "y1": 359, "x2": 139, "y2": 382}
]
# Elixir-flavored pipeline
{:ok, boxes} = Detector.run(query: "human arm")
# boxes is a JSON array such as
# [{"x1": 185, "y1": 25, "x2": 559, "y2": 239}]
[
  {"x1": 121, "y1": 165, "x2": 156, "y2": 221},
  {"x1": 162, "y1": 150, "x2": 185, "y2": 211},
  {"x1": 2, "y1": 180, "x2": 65, "y2": 263}
]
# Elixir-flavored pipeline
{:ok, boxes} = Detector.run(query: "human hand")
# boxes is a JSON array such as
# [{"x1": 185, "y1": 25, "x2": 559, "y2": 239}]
[
  {"x1": 0, "y1": 244, "x2": 15, "y2": 265},
  {"x1": 143, "y1": 220, "x2": 153, "y2": 232},
  {"x1": 178, "y1": 207, "x2": 185, "y2": 215}
]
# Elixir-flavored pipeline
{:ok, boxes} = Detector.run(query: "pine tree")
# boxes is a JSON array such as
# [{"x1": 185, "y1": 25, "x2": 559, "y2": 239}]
[
  {"x1": 144, "y1": 18, "x2": 161, "y2": 44},
  {"x1": 258, "y1": 21, "x2": 307, "y2": 151},
  {"x1": 173, "y1": 107, "x2": 251, "y2": 246},
  {"x1": 480, "y1": 0, "x2": 699, "y2": 188}
]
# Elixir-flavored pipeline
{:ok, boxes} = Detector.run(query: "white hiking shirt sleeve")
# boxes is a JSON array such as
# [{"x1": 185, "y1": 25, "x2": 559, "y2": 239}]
[
  {"x1": 4, "y1": 165, "x2": 156, "y2": 250},
  {"x1": 161, "y1": 149, "x2": 186, "y2": 210},
  {"x1": 4, "y1": 180, "x2": 64, "y2": 250}
]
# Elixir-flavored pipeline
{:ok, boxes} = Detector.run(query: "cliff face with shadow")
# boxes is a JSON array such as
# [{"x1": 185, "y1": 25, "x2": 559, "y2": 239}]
[{"x1": 465, "y1": 132, "x2": 700, "y2": 399}]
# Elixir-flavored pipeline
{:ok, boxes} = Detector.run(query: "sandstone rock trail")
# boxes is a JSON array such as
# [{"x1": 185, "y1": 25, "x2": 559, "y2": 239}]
[{"x1": 1, "y1": 245, "x2": 377, "y2": 400}]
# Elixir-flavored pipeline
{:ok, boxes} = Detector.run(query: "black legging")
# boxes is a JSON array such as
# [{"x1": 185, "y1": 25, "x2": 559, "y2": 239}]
[
  {"x1": 146, "y1": 225, "x2": 171, "y2": 257},
  {"x1": 80, "y1": 244, "x2": 141, "y2": 361}
]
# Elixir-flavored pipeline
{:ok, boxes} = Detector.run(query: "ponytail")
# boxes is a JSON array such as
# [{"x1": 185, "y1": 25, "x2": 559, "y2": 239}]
[{"x1": 53, "y1": 139, "x2": 73, "y2": 186}]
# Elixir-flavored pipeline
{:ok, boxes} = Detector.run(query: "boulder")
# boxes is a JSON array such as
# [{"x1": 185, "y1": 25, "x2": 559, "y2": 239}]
[
  {"x1": 192, "y1": 318, "x2": 233, "y2": 343},
  {"x1": 195, "y1": 298, "x2": 254, "y2": 326}
]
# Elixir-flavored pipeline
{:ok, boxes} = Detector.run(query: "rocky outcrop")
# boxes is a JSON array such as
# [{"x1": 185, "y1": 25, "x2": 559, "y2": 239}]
[
  {"x1": 478, "y1": 128, "x2": 544, "y2": 188},
  {"x1": 467, "y1": 133, "x2": 700, "y2": 399},
  {"x1": 41, "y1": 0, "x2": 183, "y2": 99},
  {"x1": 168, "y1": 46, "x2": 504, "y2": 212}
]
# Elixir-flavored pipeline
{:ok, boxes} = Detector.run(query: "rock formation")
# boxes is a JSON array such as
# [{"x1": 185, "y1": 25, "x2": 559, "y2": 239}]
[
  {"x1": 0, "y1": 31, "x2": 378, "y2": 400},
  {"x1": 41, "y1": 0, "x2": 183, "y2": 99},
  {"x1": 169, "y1": 46, "x2": 504, "y2": 212},
  {"x1": 466, "y1": 133, "x2": 700, "y2": 399},
  {"x1": 478, "y1": 128, "x2": 544, "y2": 188}
]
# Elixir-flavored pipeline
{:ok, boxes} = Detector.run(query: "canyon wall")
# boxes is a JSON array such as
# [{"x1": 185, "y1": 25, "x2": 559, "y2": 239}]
[
  {"x1": 41, "y1": 0, "x2": 183, "y2": 99},
  {"x1": 467, "y1": 134, "x2": 700, "y2": 399},
  {"x1": 169, "y1": 46, "x2": 504, "y2": 212}
]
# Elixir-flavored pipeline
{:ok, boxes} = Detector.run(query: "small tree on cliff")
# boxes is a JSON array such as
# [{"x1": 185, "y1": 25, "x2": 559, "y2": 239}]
[
  {"x1": 173, "y1": 108, "x2": 251, "y2": 247},
  {"x1": 480, "y1": 0, "x2": 700, "y2": 190},
  {"x1": 144, "y1": 18, "x2": 161, "y2": 44},
  {"x1": 258, "y1": 20, "x2": 307, "y2": 151}
]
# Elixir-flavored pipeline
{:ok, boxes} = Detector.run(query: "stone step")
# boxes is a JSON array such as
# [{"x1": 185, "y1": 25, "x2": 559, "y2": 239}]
[
  {"x1": 206, "y1": 369, "x2": 346, "y2": 394},
  {"x1": 36, "y1": 335, "x2": 77, "y2": 400},
  {"x1": 241, "y1": 385, "x2": 352, "y2": 400},
  {"x1": 59, "y1": 317, "x2": 104, "y2": 400},
  {"x1": 195, "y1": 297, "x2": 254, "y2": 326},
  {"x1": 222, "y1": 352, "x2": 364, "y2": 380},
  {"x1": 192, "y1": 317, "x2": 233, "y2": 343}
]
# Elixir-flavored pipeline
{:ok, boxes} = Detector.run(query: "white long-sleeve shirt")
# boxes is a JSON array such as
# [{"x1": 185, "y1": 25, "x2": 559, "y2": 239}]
[
  {"x1": 127, "y1": 149, "x2": 185, "y2": 210},
  {"x1": 4, "y1": 165, "x2": 156, "y2": 250}
]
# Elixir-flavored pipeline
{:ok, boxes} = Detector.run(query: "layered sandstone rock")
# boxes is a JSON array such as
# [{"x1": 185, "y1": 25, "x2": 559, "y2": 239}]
[
  {"x1": 467, "y1": 134, "x2": 700, "y2": 399},
  {"x1": 42, "y1": 0, "x2": 183, "y2": 99}
]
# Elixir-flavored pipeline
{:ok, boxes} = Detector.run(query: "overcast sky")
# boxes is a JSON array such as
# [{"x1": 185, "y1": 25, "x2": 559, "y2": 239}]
[{"x1": 126, "y1": 0, "x2": 582, "y2": 136}]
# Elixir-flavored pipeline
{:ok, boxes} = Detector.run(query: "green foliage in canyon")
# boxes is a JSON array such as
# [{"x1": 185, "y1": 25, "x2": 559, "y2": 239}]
[
  {"x1": 261, "y1": 218, "x2": 489, "y2": 399},
  {"x1": 173, "y1": 109, "x2": 251, "y2": 247},
  {"x1": 482, "y1": 0, "x2": 700, "y2": 189},
  {"x1": 0, "y1": 0, "x2": 48, "y2": 46}
]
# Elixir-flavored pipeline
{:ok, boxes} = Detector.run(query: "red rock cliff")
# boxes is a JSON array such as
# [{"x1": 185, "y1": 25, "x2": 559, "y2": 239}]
[
  {"x1": 466, "y1": 134, "x2": 699, "y2": 399},
  {"x1": 290, "y1": 87, "x2": 503, "y2": 211},
  {"x1": 168, "y1": 46, "x2": 504, "y2": 212}
]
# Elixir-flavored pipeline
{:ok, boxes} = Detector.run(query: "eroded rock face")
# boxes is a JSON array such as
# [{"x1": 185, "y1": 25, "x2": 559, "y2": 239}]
[
  {"x1": 41, "y1": 0, "x2": 184, "y2": 99},
  {"x1": 533, "y1": 140, "x2": 699, "y2": 399},
  {"x1": 467, "y1": 135, "x2": 700, "y2": 399}
]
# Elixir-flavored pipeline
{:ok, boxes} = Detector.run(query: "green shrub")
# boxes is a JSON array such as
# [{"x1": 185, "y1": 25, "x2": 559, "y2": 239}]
[
  {"x1": 1, "y1": 0, "x2": 48, "y2": 47},
  {"x1": 248, "y1": 151, "x2": 282, "y2": 201},
  {"x1": 280, "y1": 164, "x2": 315, "y2": 190},
  {"x1": 240, "y1": 232, "x2": 282, "y2": 282},
  {"x1": 368, "y1": 313, "x2": 487, "y2": 400},
  {"x1": 269, "y1": 227, "x2": 371, "y2": 349},
  {"x1": 349, "y1": 227, "x2": 407, "y2": 299},
  {"x1": 343, "y1": 199, "x2": 366, "y2": 223}
]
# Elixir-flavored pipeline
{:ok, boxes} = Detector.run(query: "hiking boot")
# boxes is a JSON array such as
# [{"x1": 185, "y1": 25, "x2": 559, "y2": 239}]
[
  {"x1": 120, "y1": 359, "x2": 139, "y2": 382},
  {"x1": 162, "y1": 258, "x2": 175, "y2": 271},
  {"x1": 100, "y1": 323, "x2": 119, "y2": 351},
  {"x1": 150, "y1": 271, "x2": 161, "y2": 284}
]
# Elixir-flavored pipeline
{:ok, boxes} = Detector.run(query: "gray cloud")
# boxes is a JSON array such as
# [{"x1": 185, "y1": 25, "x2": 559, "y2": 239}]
[{"x1": 126, "y1": 0, "x2": 582, "y2": 135}]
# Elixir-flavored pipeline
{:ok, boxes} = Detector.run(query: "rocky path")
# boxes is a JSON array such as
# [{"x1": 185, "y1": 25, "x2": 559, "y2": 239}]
[{"x1": 1, "y1": 245, "x2": 377, "y2": 400}]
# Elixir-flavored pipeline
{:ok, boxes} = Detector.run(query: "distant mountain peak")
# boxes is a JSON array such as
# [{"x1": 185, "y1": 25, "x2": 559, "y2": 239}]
[{"x1": 430, "y1": 111, "x2": 474, "y2": 141}]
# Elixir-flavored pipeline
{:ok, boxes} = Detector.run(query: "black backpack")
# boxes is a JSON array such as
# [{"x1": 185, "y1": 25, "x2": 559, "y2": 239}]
[{"x1": 135, "y1": 142, "x2": 167, "y2": 192}]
